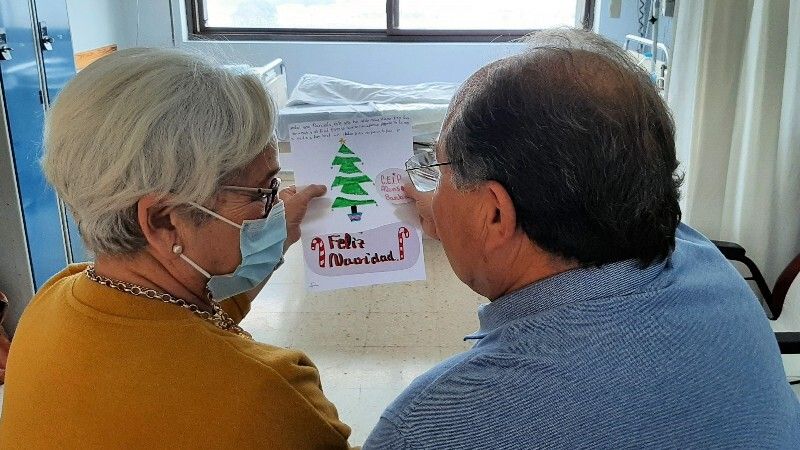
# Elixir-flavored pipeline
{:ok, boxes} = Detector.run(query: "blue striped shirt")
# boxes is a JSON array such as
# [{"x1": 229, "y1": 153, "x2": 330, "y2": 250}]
[{"x1": 364, "y1": 224, "x2": 799, "y2": 449}]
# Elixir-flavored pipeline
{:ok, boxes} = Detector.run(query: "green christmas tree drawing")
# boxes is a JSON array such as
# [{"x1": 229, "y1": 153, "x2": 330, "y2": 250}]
[{"x1": 330, "y1": 138, "x2": 377, "y2": 221}]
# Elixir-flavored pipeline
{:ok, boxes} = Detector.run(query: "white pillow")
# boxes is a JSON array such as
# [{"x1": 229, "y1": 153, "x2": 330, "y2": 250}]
[{"x1": 287, "y1": 74, "x2": 458, "y2": 106}]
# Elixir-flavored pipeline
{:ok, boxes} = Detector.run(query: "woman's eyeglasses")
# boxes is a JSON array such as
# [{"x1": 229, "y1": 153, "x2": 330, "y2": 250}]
[
  {"x1": 222, "y1": 177, "x2": 281, "y2": 216},
  {"x1": 405, "y1": 152, "x2": 452, "y2": 192}
]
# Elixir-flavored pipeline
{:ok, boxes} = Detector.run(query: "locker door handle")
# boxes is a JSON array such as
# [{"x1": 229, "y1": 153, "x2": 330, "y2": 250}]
[
  {"x1": 0, "y1": 46, "x2": 12, "y2": 61},
  {"x1": 39, "y1": 22, "x2": 54, "y2": 51},
  {"x1": 41, "y1": 36, "x2": 54, "y2": 51},
  {"x1": 0, "y1": 29, "x2": 11, "y2": 61}
]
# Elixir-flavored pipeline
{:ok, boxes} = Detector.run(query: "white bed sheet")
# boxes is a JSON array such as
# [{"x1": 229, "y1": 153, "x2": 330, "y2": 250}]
[
  {"x1": 277, "y1": 74, "x2": 457, "y2": 143},
  {"x1": 288, "y1": 73, "x2": 456, "y2": 106}
]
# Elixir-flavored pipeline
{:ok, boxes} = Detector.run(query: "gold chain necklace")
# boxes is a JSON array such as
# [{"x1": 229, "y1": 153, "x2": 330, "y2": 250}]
[{"x1": 85, "y1": 266, "x2": 252, "y2": 339}]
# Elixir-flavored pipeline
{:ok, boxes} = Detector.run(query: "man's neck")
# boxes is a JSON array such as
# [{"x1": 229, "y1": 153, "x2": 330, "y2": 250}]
[{"x1": 487, "y1": 243, "x2": 578, "y2": 301}]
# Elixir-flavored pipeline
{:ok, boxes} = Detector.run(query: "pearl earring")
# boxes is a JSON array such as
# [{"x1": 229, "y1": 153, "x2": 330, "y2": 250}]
[{"x1": 172, "y1": 244, "x2": 183, "y2": 254}]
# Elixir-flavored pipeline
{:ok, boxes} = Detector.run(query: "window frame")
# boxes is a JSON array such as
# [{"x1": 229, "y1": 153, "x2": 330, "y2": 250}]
[{"x1": 185, "y1": 0, "x2": 595, "y2": 43}]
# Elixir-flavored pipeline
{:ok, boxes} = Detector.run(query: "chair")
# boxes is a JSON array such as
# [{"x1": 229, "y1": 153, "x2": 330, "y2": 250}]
[{"x1": 713, "y1": 240, "x2": 800, "y2": 354}]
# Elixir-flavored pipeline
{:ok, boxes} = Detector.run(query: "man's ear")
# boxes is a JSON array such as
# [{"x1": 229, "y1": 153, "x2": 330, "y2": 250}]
[
  {"x1": 482, "y1": 181, "x2": 518, "y2": 254},
  {"x1": 137, "y1": 194, "x2": 180, "y2": 260}
]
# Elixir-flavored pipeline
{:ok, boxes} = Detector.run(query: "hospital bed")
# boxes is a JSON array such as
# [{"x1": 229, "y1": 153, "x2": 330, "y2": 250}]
[
  {"x1": 228, "y1": 58, "x2": 289, "y2": 108},
  {"x1": 242, "y1": 59, "x2": 456, "y2": 172},
  {"x1": 624, "y1": 34, "x2": 671, "y2": 98}
]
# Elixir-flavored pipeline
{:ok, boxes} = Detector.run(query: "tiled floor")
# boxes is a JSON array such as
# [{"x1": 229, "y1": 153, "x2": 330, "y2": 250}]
[{"x1": 240, "y1": 239, "x2": 484, "y2": 446}]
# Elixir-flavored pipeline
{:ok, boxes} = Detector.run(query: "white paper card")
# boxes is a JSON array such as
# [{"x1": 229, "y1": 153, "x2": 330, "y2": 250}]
[{"x1": 289, "y1": 116, "x2": 425, "y2": 292}]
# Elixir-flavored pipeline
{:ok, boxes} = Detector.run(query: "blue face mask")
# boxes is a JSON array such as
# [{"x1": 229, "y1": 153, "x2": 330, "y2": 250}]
[{"x1": 179, "y1": 201, "x2": 287, "y2": 300}]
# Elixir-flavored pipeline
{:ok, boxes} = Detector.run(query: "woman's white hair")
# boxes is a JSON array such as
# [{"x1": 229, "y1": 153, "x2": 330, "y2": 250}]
[{"x1": 43, "y1": 48, "x2": 275, "y2": 256}]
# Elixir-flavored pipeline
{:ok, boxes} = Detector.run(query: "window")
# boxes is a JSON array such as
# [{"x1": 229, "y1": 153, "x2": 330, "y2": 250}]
[{"x1": 187, "y1": 0, "x2": 594, "y2": 42}]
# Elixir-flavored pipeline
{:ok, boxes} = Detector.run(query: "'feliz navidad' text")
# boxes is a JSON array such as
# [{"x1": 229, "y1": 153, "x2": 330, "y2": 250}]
[{"x1": 310, "y1": 228, "x2": 411, "y2": 268}]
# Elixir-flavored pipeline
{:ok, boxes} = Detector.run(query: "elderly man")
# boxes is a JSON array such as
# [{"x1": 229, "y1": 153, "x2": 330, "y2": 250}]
[{"x1": 364, "y1": 30, "x2": 799, "y2": 449}]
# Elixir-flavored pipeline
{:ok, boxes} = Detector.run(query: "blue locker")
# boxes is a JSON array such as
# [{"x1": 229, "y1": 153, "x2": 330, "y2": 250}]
[
  {"x1": 0, "y1": 0, "x2": 80, "y2": 289},
  {"x1": 34, "y1": 0, "x2": 87, "y2": 263}
]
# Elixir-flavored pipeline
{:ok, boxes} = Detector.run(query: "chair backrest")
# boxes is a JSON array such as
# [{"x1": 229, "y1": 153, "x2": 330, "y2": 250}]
[{"x1": 772, "y1": 252, "x2": 800, "y2": 317}]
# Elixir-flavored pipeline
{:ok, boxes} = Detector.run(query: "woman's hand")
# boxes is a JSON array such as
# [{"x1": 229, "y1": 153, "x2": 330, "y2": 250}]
[
  {"x1": 403, "y1": 183, "x2": 439, "y2": 240},
  {"x1": 280, "y1": 184, "x2": 327, "y2": 251}
]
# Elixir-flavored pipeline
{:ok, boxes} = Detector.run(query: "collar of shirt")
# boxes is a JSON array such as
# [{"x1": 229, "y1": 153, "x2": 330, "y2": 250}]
[{"x1": 464, "y1": 257, "x2": 669, "y2": 340}]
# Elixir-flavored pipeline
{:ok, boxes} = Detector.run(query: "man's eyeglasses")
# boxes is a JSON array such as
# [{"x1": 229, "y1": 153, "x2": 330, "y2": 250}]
[
  {"x1": 405, "y1": 152, "x2": 452, "y2": 192},
  {"x1": 222, "y1": 177, "x2": 281, "y2": 216}
]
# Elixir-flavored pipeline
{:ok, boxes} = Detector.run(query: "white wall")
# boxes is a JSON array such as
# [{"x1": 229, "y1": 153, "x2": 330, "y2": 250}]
[
  {"x1": 65, "y1": 0, "x2": 136, "y2": 52},
  {"x1": 186, "y1": 41, "x2": 522, "y2": 89},
  {"x1": 131, "y1": 0, "x2": 175, "y2": 48}
]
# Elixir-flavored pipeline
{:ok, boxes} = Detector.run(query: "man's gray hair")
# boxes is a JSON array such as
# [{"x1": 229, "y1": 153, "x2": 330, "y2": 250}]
[
  {"x1": 43, "y1": 48, "x2": 275, "y2": 256},
  {"x1": 440, "y1": 28, "x2": 681, "y2": 266},
  {"x1": 444, "y1": 28, "x2": 657, "y2": 189}
]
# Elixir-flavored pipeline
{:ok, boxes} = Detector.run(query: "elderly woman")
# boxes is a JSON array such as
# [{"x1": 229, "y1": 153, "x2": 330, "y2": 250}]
[{"x1": 0, "y1": 49, "x2": 353, "y2": 449}]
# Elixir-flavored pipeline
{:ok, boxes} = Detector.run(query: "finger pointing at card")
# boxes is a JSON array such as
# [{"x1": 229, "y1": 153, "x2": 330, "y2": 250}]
[{"x1": 281, "y1": 184, "x2": 327, "y2": 251}]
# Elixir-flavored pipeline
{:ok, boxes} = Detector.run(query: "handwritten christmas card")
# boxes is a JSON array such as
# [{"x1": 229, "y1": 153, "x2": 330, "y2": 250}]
[{"x1": 289, "y1": 116, "x2": 426, "y2": 291}]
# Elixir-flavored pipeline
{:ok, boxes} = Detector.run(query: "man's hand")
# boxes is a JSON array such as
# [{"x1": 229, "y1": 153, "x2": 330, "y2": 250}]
[
  {"x1": 280, "y1": 184, "x2": 327, "y2": 251},
  {"x1": 403, "y1": 183, "x2": 439, "y2": 240}
]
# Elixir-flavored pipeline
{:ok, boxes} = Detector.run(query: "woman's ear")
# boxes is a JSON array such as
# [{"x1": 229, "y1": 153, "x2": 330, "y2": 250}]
[{"x1": 137, "y1": 194, "x2": 180, "y2": 260}]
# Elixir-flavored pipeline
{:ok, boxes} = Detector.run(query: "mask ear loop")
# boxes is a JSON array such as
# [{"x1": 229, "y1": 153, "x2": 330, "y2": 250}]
[
  {"x1": 189, "y1": 202, "x2": 243, "y2": 230},
  {"x1": 172, "y1": 243, "x2": 212, "y2": 278}
]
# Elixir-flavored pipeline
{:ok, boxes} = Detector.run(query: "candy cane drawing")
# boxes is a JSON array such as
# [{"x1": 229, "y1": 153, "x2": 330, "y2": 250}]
[
  {"x1": 398, "y1": 227, "x2": 410, "y2": 261},
  {"x1": 311, "y1": 237, "x2": 326, "y2": 268}
]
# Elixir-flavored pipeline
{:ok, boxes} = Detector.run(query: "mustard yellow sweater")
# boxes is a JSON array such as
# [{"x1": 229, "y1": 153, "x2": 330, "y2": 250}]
[{"x1": 0, "y1": 264, "x2": 353, "y2": 449}]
